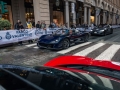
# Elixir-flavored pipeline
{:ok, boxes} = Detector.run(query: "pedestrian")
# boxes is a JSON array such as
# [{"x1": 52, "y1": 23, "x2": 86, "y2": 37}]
[
  {"x1": 15, "y1": 19, "x2": 21, "y2": 29},
  {"x1": 18, "y1": 22, "x2": 24, "y2": 45},
  {"x1": 41, "y1": 21, "x2": 47, "y2": 34},
  {"x1": 36, "y1": 21, "x2": 41, "y2": 28},
  {"x1": 49, "y1": 22, "x2": 54, "y2": 28},
  {"x1": 14, "y1": 20, "x2": 23, "y2": 45},
  {"x1": 31, "y1": 19, "x2": 35, "y2": 28},
  {"x1": 26, "y1": 19, "x2": 33, "y2": 43}
]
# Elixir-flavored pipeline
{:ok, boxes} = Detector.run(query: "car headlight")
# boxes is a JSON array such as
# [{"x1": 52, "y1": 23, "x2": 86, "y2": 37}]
[
  {"x1": 100, "y1": 30, "x2": 104, "y2": 32},
  {"x1": 50, "y1": 38, "x2": 60, "y2": 43}
]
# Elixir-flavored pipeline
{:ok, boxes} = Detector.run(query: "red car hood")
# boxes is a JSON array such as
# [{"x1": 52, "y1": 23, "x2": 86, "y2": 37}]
[{"x1": 44, "y1": 56, "x2": 120, "y2": 71}]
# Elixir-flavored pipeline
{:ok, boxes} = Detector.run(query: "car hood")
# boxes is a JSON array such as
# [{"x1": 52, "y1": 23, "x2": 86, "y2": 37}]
[
  {"x1": 93, "y1": 27, "x2": 104, "y2": 31},
  {"x1": 44, "y1": 56, "x2": 120, "y2": 71},
  {"x1": 40, "y1": 34, "x2": 62, "y2": 43}
]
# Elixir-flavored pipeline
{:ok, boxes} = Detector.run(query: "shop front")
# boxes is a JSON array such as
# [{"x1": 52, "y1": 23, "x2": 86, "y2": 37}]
[{"x1": 49, "y1": 0, "x2": 64, "y2": 26}]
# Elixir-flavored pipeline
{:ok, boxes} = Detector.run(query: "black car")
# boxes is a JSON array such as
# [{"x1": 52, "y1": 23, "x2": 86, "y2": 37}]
[
  {"x1": 91, "y1": 25, "x2": 113, "y2": 36},
  {"x1": 37, "y1": 29, "x2": 90, "y2": 50}
]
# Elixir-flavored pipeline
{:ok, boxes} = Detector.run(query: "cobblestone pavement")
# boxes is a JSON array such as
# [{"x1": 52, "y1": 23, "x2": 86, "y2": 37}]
[{"x1": 0, "y1": 28, "x2": 120, "y2": 66}]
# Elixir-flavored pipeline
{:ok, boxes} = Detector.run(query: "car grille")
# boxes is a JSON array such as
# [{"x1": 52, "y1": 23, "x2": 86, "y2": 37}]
[{"x1": 39, "y1": 43, "x2": 53, "y2": 48}]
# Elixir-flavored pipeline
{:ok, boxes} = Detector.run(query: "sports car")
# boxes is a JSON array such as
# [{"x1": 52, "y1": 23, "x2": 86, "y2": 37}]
[
  {"x1": 37, "y1": 29, "x2": 90, "y2": 50},
  {"x1": 0, "y1": 56, "x2": 120, "y2": 90},
  {"x1": 91, "y1": 25, "x2": 113, "y2": 36}
]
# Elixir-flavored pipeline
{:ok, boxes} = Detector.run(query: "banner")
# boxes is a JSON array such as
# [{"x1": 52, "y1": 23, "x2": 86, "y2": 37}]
[
  {"x1": 71, "y1": 3, "x2": 75, "y2": 13},
  {"x1": 0, "y1": 28, "x2": 59, "y2": 45}
]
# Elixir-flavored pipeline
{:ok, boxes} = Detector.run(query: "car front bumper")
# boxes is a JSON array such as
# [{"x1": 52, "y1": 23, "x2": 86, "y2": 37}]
[
  {"x1": 91, "y1": 31, "x2": 104, "y2": 35},
  {"x1": 37, "y1": 42, "x2": 62, "y2": 50}
]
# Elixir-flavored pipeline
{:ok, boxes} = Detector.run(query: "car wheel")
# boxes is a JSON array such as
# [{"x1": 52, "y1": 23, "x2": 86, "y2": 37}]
[
  {"x1": 103, "y1": 31, "x2": 107, "y2": 36},
  {"x1": 110, "y1": 29, "x2": 113, "y2": 34},
  {"x1": 83, "y1": 34, "x2": 89, "y2": 42},
  {"x1": 37, "y1": 43, "x2": 44, "y2": 49},
  {"x1": 61, "y1": 39, "x2": 70, "y2": 49}
]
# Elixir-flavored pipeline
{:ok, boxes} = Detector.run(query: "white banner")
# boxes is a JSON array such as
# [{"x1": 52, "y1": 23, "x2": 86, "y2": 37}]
[
  {"x1": 71, "y1": 3, "x2": 75, "y2": 13},
  {"x1": 0, "y1": 28, "x2": 60, "y2": 45}
]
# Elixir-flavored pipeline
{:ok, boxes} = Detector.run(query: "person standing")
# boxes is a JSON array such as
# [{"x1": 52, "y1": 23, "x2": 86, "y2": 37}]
[
  {"x1": 14, "y1": 20, "x2": 22, "y2": 45},
  {"x1": 41, "y1": 21, "x2": 47, "y2": 34},
  {"x1": 18, "y1": 22, "x2": 24, "y2": 45},
  {"x1": 15, "y1": 19, "x2": 21, "y2": 29},
  {"x1": 26, "y1": 19, "x2": 33, "y2": 43},
  {"x1": 36, "y1": 21, "x2": 41, "y2": 28}
]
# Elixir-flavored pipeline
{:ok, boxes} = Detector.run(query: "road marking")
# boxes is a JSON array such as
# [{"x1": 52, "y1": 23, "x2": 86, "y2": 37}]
[
  {"x1": 98, "y1": 76, "x2": 113, "y2": 89},
  {"x1": 26, "y1": 43, "x2": 36, "y2": 47},
  {"x1": 80, "y1": 73, "x2": 97, "y2": 84},
  {"x1": 74, "y1": 43, "x2": 105, "y2": 56},
  {"x1": 95, "y1": 44, "x2": 120, "y2": 60},
  {"x1": 34, "y1": 46, "x2": 39, "y2": 49},
  {"x1": 57, "y1": 42, "x2": 91, "y2": 54}
]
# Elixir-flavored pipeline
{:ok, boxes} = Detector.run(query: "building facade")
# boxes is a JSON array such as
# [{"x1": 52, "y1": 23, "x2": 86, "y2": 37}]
[{"x1": 2, "y1": 0, "x2": 120, "y2": 28}]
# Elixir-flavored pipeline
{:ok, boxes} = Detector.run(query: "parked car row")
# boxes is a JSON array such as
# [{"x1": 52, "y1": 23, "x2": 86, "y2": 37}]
[{"x1": 37, "y1": 25, "x2": 114, "y2": 50}]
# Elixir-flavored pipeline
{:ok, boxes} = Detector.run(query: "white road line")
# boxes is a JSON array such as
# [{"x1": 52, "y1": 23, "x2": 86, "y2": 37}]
[
  {"x1": 95, "y1": 44, "x2": 120, "y2": 60},
  {"x1": 98, "y1": 76, "x2": 113, "y2": 89},
  {"x1": 74, "y1": 43, "x2": 105, "y2": 56},
  {"x1": 34, "y1": 46, "x2": 39, "y2": 49},
  {"x1": 26, "y1": 43, "x2": 36, "y2": 47},
  {"x1": 80, "y1": 73, "x2": 97, "y2": 84},
  {"x1": 57, "y1": 42, "x2": 91, "y2": 54}
]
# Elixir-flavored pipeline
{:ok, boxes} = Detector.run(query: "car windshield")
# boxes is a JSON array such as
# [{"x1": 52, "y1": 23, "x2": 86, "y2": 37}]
[
  {"x1": 0, "y1": 65, "x2": 120, "y2": 90},
  {"x1": 53, "y1": 29, "x2": 69, "y2": 35}
]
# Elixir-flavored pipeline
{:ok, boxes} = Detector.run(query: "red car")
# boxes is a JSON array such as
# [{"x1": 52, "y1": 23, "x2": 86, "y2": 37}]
[{"x1": 0, "y1": 56, "x2": 120, "y2": 90}]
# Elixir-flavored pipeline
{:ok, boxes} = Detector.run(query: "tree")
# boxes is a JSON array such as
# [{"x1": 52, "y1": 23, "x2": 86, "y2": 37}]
[{"x1": 0, "y1": 19, "x2": 11, "y2": 30}]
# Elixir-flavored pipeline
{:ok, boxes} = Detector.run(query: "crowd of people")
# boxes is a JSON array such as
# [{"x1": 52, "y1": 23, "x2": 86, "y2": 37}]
[
  {"x1": 14, "y1": 19, "x2": 46, "y2": 46},
  {"x1": 14, "y1": 19, "x2": 120, "y2": 46}
]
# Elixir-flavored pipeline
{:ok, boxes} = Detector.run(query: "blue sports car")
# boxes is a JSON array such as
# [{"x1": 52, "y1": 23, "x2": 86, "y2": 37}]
[{"x1": 37, "y1": 29, "x2": 90, "y2": 50}]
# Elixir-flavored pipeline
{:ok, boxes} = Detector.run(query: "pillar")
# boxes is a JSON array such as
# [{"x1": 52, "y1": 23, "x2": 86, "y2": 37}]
[
  {"x1": 84, "y1": 6, "x2": 87, "y2": 24},
  {"x1": 98, "y1": 15, "x2": 100, "y2": 25},
  {"x1": 65, "y1": 1, "x2": 69, "y2": 28},
  {"x1": 71, "y1": 3, "x2": 76, "y2": 24},
  {"x1": 95, "y1": 8, "x2": 99, "y2": 25},
  {"x1": 11, "y1": 0, "x2": 26, "y2": 27},
  {"x1": 112, "y1": 13, "x2": 115, "y2": 24},
  {"x1": 49, "y1": 3, "x2": 53, "y2": 23},
  {"x1": 7, "y1": 5, "x2": 14, "y2": 29},
  {"x1": 103, "y1": 10, "x2": 106, "y2": 24},
  {"x1": 88, "y1": 7, "x2": 91, "y2": 25}
]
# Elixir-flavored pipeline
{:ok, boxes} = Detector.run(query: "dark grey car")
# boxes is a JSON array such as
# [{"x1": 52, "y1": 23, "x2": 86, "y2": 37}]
[{"x1": 91, "y1": 25, "x2": 113, "y2": 36}]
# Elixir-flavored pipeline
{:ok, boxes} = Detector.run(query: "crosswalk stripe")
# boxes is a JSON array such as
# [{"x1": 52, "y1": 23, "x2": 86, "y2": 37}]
[
  {"x1": 57, "y1": 42, "x2": 91, "y2": 54},
  {"x1": 98, "y1": 76, "x2": 113, "y2": 89},
  {"x1": 95, "y1": 44, "x2": 120, "y2": 60},
  {"x1": 26, "y1": 43, "x2": 36, "y2": 47},
  {"x1": 74, "y1": 43, "x2": 105, "y2": 56},
  {"x1": 34, "y1": 46, "x2": 39, "y2": 49}
]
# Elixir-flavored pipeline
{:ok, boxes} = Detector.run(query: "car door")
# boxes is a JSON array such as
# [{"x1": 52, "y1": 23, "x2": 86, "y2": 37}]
[{"x1": 69, "y1": 31, "x2": 79, "y2": 43}]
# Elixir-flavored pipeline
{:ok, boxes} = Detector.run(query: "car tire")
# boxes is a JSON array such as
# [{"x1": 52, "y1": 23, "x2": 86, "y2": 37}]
[
  {"x1": 103, "y1": 31, "x2": 107, "y2": 36},
  {"x1": 83, "y1": 34, "x2": 89, "y2": 42},
  {"x1": 37, "y1": 43, "x2": 44, "y2": 49},
  {"x1": 110, "y1": 29, "x2": 113, "y2": 34},
  {"x1": 61, "y1": 39, "x2": 70, "y2": 49}
]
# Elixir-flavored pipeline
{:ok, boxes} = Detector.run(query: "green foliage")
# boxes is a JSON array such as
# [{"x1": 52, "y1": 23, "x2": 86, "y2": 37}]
[{"x1": 0, "y1": 19, "x2": 11, "y2": 30}]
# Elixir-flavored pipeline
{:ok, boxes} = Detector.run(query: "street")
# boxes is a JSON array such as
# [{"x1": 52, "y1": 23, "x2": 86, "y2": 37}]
[{"x1": 0, "y1": 28, "x2": 120, "y2": 66}]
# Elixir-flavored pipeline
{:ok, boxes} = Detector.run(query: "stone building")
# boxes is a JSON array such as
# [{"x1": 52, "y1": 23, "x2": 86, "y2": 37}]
[{"x1": 2, "y1": 0, "x2": 120, "y2": 28}]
